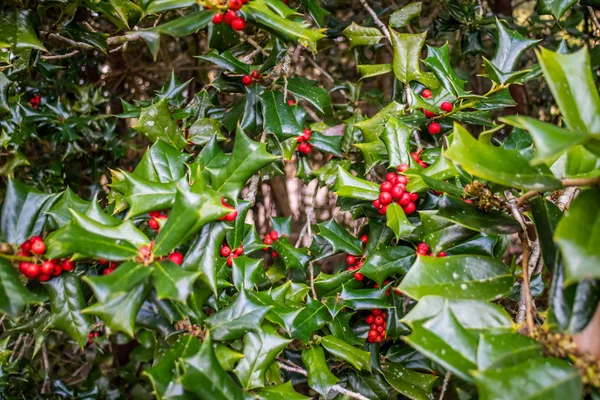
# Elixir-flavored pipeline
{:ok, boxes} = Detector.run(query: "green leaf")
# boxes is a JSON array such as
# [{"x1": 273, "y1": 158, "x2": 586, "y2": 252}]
[
  {"x1": 254, "y1": 381, "x2": 309, "y2": 400},
  {"x1": 317, "y1": 219, "x2": 364, "y2": 256},
  {"x1": 404, "y1": 152, "x2": 459, "y2": 193},
  {"x1": 84, "y1": 262, "x2": 152, "y2": 303},
  {"x1": 133, "y1": 98, "x2": 187, "y2": 150},
  {"x1": 334, "y1": 167, "x2": 380, "y2": 201},
  {"x1": 0, "y1": 11, "x2": 46, "y2": 51},
  {"x1": 108, "y1": 0, "x2": 142, "y2": 28},
  {"x1": 473, "y1": 357, "x2": 582, "y2": 400},
  {"x1": 531, "y1": 197, "x2": 562, "y2": 271},
  {"x1": 436, "y1": 195, "x2": 521, "y2": 235},
  {"x1": 0, "y1": 258, "x2": 40, "y2": 317},
  {"x1": 205, "y1": 290, "x2": 271, "y2": 341},
  {"x1": 197, "y1": 49, "x2": 250, "y2": 74},
  {"x1": 321, "y1": 335, "x2": 371, "y2": 371},
  {"x1": 182, "y1": 334, "x2": 246, "y2": 400},
  {"x1": 402, "y1": 296, "x2": 513, "y2": 331},
  {"x1": 45, "y1": 188, "x2": 90, "y2": 230},
  {"x1": 342, "y1": 22, "x2": 383, "y2": 47},
  {"x1": 301, "y1": 346, "x2": 339, "y2": 396},
  {"x1": 314, "y1": 270, "x2": 355, "y2": 297},
  {"x1": 215, "y1": 343, "x2": 244, "y2": 371},
  {"x1": 120, "y1": 174, "x2": 178, "y2": 217},
  {"x1": 419, "y1": 211, "x2": 478, "y2": 254},
  {"x1": 398, "y1": 254, "x2": 513, "y2": 300},
  {"x1": 354, "y1": 101, "x2": 406, "y2": 140},
  {"x1": 382, "y1": 118, "x2": 412, "y2": 168},
  {"x1": 477, "y1": 332, "x2": 543, "y2": 370},
  {"x1": 1, "y1": 179, "x2": 57, "y2": 246},
  {"x1": 271, "y1": 237, "x2": 311, "y2": 270},
  {"x1": 386, "y1": 203, "x2": 415, "y2": 239},
  {"x1": 234, "y1": 331, "x2": 290, "y2": 389},
  {"x1": 340, "y1": 286, "x2": 390, "y2": 310},
  {"x1": 390, "y1": 31, "x2": 426, "y2": 84},
  {"x1": 423, "y1": 43, "x2": 470, "y2": 98},
  {"x1": 183, "y1": 221, "x2": 227, "y2": 296},
  {"x1": 537, "y1": 0, "x2": 578, "y2": 19},
  {"x1": 491, "y1": 19, "x2": 540, "y2": 75},
  {"x1": 208, "y1": 126, "x2": 279, "y2": 199},
  {"x1": 445, "y1": 123, "x2": 562, "y2": 191},
  {"x1": 389, "y1": 2, "x2": 422, "y2": 28},
  {"x1": 382, "y1": 363, "x2": 437, "y2": 400},
  {"x1": 357, "y1": 64, "x2": 393, "y2": 80},
  {"x1": 260, "y1": 91, "x2": 303, "y2": 140},
  {"x1": 153, "y1": 178, "x2": 229, "y2": 256},
  {"x1": 360, "y1": 246, "x2": 415, "y2": 286},
  {"x1": 152, "y1": 260, "x2": 200, "y2": 303},
  {"x1": 310, "y1": 131, "x2": 343, "y2": 157},
  {"x1": 403, "y1": 305, "x2": 478, "y2": 381},
  {"x1": 44, "y1": 274, "x2": 92, "y2": 348},
  {"x1": 291, "y1": 297, "x2": 330, "y2": 342},
  {"x1": 145, "y1": 0, "x2": 195, "y2": 13},
  {"x1": 153, "y1": 10, "x2": 214, "y2": 37},
  {"x1": 555, "y1": 188, "x2": 600, "y2": 284},
  {"x1": 186, "y1": 118, "x2": 224, "y2": 146},
  {"x1": 537, "y1": 47, "x2": 600, "y2": 134},
  {"x1": 277, "y1": 77, "x2": 331, "y2": 115},
  {"x1": 232, "y1": 256, "x2": 267, "y2": 291}
]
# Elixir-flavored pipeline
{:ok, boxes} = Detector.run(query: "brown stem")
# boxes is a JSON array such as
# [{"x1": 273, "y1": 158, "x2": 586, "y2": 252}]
[
  {"x1": 519, "y1": 231, "x2": 535, "y2": 333},
  {"x1": 561, "y1": 175, "x2": 600, "y2": 187}
]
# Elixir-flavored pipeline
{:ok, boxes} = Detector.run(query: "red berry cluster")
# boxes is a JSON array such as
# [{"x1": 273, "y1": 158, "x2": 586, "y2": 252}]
[
  {"x1": 346, "y1": 235, "x2": 368, "y2": 280},
  {"x1": 372, "y1": 164, "x2": 418, "y2": 216},
  {"x1": 365, "y1": 309, "x2": 386, "y2": 343},
  {"x1": 219, "y1": 197, "x2": 238, "y2": 222},
  {"x1": 212, "y1": 0, "x2": 250, "y2": 31},
  {"x1": 18, "y1": 237, "x2": 74, "y2": 282},
  {"x1": 87, "y1": 331, "x2": 101, "y2": 344},
  {"x1": 241, "y1": 70, "x2": 262, "y2": 86},
  {"x1": 410, "y1": 150, "x2": 428, "y2": 169},
  {"x1": 221, "y1": 243, "x2": 244, "y2": 266},
  {"x1": 148, "y1": 210, "x2": 168, "y2": 230},
  {"x1": 420, "y1": 88, "x2": 454, "y2": 136},
  {"x1": 297, "y1": 128, "x2": 312, "y2": 155},
  {"x1": 29, "y1": 94, "x2": 41, "y2": 109},
  {"x1": 262, "y1": 230, "x2": 280, "y2": 258},
  {"x1": 416, "y1": 242, "x2": 447, "y2": 257},
  {"x1": 99, "y1": 259, "x2": 120, "y2": 275}
]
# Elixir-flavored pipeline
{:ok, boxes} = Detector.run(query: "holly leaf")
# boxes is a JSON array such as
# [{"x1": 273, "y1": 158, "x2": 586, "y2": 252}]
[
  {"x1": 152, "y1": 260, "x2": 200, "y2": 303},
  {"x1": 342, "y1": 22, "x2": 383, "y2": 47},
  {"x1": 291, "y1": 297, "x2": 330, "y2": 342},
  {"x1": 301, "y1": 345, "x2": 339, "y2": 396},
  {"x1": 232, "y1": 256, "x2": 267, "y2": 291},
  {"x1": 423, "y1": 43, "x2": 470, "y2": 98},
  {"x1": 398, "y1": 254, "x2": 513, "y2": 300},
  {"x1": 260, "y1": 91, "x2": 303, "y2": 140},
  {"x1": 208, "y1": 126, "x2": 279, "y2": 199},
  {"x1": 477, "y1": 332, "x2": 543, "y2": 370},
  {"x1": 234, "y1": 331, "x2": 290, "y2": 389},
  {"x1": 360, "y1": 246, "x2": 415, "y2": 286},
  {"x1": 254, "y1": 381, "x2": 309, "y2": 400},
  {"x1": 145, "y1": 140, "x2": 189, "y2": 181},
  {"x1": 389, "y1": 2, "x2": 422, "y2": 28},
  {"x1": 357, "y1": 64, "x2": 393, "y2": 80},
  {"x1": 382, "y1": 118, "x2": 412, "y2": 168},
  {"x1": 390, "y1": 31, "x2": 426, "y2": 84},
  {"x1": 44, "y1": 274, "x2": 92, "y2": 348},
  {"x1": 382, "y1": 363, "x2": 437, "y2": 400},
  {"x1": 271, "y1": 237, "x2": 311, "y2": 270},
  {"x1": 0, "y1": 11, "x2": 46, "y2": 51},
  {"x1": 490, "y1": 19, "x2": 540, "y2": 75},
  {"x1": 340, "y1": 286, "x2": 390, "y2": 310},
  {"x1": 316, "y1": 219, "x2": 364, "y2": 256},
  {"x1": 537, "y1": 0, "x2": 577, "y2": 19},
  {"x1": 45, "y1": 187, "x2": 90, "y2": 230},
  {"x1": 205, "y1": 290, "x2": 271, "y2": 341},
  {"x1": 120, "y1": 174, "x2": 178, "y2": 217},
  {"x1": 133, "y1": 98, "x2": 187, "y2": 150},
  {"x1": 321, "y1": 335, "x2": 371, "y2": 371},
  {"x1": 334, "y1": 167, "x2": 380, "y2": 201},
  {"x1": 84, "y1": 262, "x2": 152, "y2": 303},
  {"x1": 0, "y1": 258, "x2": 40, "y2": 317},
  {"x1": 278, "y1": 76, "x2": 332, "y2": 115},
  {"x1": 386, "y1": 203, "x2": 415, "y2": 239}
]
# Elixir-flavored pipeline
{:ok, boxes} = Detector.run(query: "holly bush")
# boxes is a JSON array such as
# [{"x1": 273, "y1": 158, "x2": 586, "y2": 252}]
[{"x1": 1, "y1": 0, "x2": 600, "y2": 399}]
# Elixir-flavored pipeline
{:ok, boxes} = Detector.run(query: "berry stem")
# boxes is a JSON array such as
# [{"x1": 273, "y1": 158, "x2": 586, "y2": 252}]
[{"x1": 0, "y1": 253, "x2": 36, "y2": 262}]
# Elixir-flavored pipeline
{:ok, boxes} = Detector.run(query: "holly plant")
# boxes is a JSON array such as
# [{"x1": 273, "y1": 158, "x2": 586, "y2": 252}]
[{"x1": 0, "y1": 1, "x2": 599, "y2": 399}]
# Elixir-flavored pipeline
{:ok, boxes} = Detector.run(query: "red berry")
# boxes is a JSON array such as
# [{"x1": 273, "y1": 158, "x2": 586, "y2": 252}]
[
  {"x1": 368, "y1": 330, "x2": 378, "y2": 341},
  {"x1": 62, "y1": 259, "x2": 74, "y2": 271},
  {"x1": 438, "y1": 251, "x2": 447, "y2": 257},
  {"x1": 98, "y1": 259, "x2": 108, "y2": 265},
  {"x1": 421, "y1": 89, "x2": 433, "y2": 99},
  {"x1": 102, "y1": 268, "x2": 114, "y2": 276},
  {"x1": 417, "y1": 243, "x2": 429, "y2": 251},
  {"x1": 20, "y1": 240, "x2": 32, "y2": 252},
  {"x1": 395, "y1": 175, "x2": 408, "y2": 185},
  {"x1": 251, "y1": 70, "x2": 261, "y2": 80},
  {"x1": 416, "y1": 248, "x2": 428, "y2": 256},
  {"x1": 372, "y1": 309, "x2": 382, "y2": 316},
  {"x1": 303, "y1": 130, "x2": 312, "y2": 141},
  {"x1": 346, "y1": 255, "x2": 356, "y2": 265},
  {"x1": 380, "y1": 181, "x2": 393, "y2": 193},
  {"x1": 212, "y1": 13, "x2": 224, "y2": 24},
  {"x1": 424, "y1": 109, "x2": 436, "y2": 118},
  {"x1": 287, "y1": 99, "x2": 295, "y2": 106},
  {"x1": 403, "y1": 202, "x2": 416, "y2": 215},
  {"x1": 372, "y1": 199, "x2": 382, "y2": 209},
  {"x1": 31, "y1": 240, "x2": 46, "y2": 255},
  {"x1": 220, "y1": 246, "x2": 232, "y2": 257},
  {"x1": 271, "y1": 251, "x2": 279, "y2": 258},
  {"x1": 410, "y1": 152, "x2": 420, "y2": 161},
  {"x1": 269, "y1": 231, "x2": 279, "y2": 240},
  {"x1": 39, "y1": 274, "x2": 51, "y2": 282},
  {"x1": 41, "y1": 261, "x2": 54, "y2": 276},
  {"x1": 229, "y1": 0, "x2": 243, "y2": 10},
  {"x1": 464, "y1": 199, "x2": 473, "y2": 204},
  {"x1": 410, "y1": 193, "x2": 419, "y2": 202},
  {"x1": 148, "y1": 218, "x2": 159, "y2": 230},
  {"x1": 225, "y1": 210, "x2": 238, "y2": 221},
  {"x1": 264, "y1": 236, "x2": 273, "y2": 245},
  {"x1": 241, "y1": 75, "x2": 253, "y2": 86},
  {"x1": 379, "y1": 192, "x2": 392, "y2": 205},
  {"x1": 30, "y1": 236, "x2": 43, "y2": 243},
  {"x1": 398, "y1": 192, "x2": 411, "y2": 206},
  {"x1": 354, "y1": 272, "x2": 364, "y2": 281},
  {"x1": 234, "y1": 246, "x2": 243, "y2": 255},
  {"x1": 231, "y1": 17, "x2": 246, "y2": 31},
  {"x1": 378, "y1": 205, "x2": 388, "y2": 215},
  {"x1": 365, "y1": 315, "x2": 374, "y2": 324},
  {"x1": 168, "y1": 251, "x2": 184, "y2": 265},
  {"x1": 440, "y1": 102, "x2": 453, "y2": 112},
  {"x1": 52, "y1": 264, "x2": 62, "y2": 276},
  {"x1": 224, "y1": 10, "x2": 237, "y2": 25},
  {"x1": 391, "y1": 185, "x2": 404, "y2": 200},
  {"x1": 375, "y1": 316, "x2": 384, "y2": 325},
  {"x1": 25, "y1": 263, "x2": 40, "y2": 279},
  {"x1": 397, "y1": 163, "x2": 409, "y2": 173},
  {"x1": 395, "y1": 289, "x2": 403, "y2": 296},
  {"x1": 428, "y1": 123, "x2": 441, "y2": 135},
  {"x1": 227, "y1": 256, "x2": 234, "y2": 267},
  {"x1": 385, "y1": 172, "x2": 397, "y2": 182},
  {"x1": 360, "y1": 235, "x2": 368, "y2": 244},
  {"x1": 376, "y1": 326, "x2": 384, "y2": 333},
  {"x1": 370, "y1": 324, "x2": 378, "y2": 330}
]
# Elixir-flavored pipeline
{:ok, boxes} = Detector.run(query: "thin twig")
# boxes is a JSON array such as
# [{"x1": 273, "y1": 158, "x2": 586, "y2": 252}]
[
  {"x1": 517, "y1": 190, "x2": 540, "y2": 207},
  {"x1": 439, "y1": 372, "x2": 452, "y2": 400},
  {"x1": 556, "y1": 186, "x2": 578, "y2": 211},
  {"x1": 41, "y1": 50, "x2": 80, "y2": 60},
  {"x1": 357, "y1": 0, "x2": 391, "y2": 42},
  {"x1": 561, "y1": 175, "x2": 600, "y2": 187}
]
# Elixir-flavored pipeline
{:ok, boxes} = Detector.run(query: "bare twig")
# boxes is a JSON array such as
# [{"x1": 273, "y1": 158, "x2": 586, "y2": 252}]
[
  {"x1": 40, "y1": 32, "x2": 95, "y2": 51},
  {"x1": 517, "y1": 190, "x2": 540, "y2": 207},
  {"x1": 41, "y1": 344, "x2": 51, "y2": 394},
  {"x1": 439, "y1": 372, "x2": 452, "y2": 400},
  {"x1": 556, "y1": 186, "x2": 578, "y2": 211},
  {"x1": 357, "y1": 0, "x2": 391, "y2": 42},
  {"x1": 41, "y1": 50, "x2": 80, "y2": 60},
  {"x1": 518, "y1": 176, "x2": 599, "y2": 206}
]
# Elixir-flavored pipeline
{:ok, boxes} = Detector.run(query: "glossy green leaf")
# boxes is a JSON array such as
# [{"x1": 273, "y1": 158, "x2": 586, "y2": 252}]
[
  {"x1": 491, "y1": 19, "x2": 539, "y2": 75},
  {"x1": 277, "y1": 77, "x2": 331, "y2": 115},
  {"x1": 215, "y1": 343, "x2": 244, "y2": 371},
  {"x1": 357, "y1": 64, "x2": 393, "y2": 80},
  {"x1": 477, "y1": 332, "x2": 543, "y2": 370},
  {"x1": 133, "y1": 98, "x2": 187, "y2": 150},
  {"x1": 182, "y1": 334, "x2": 245, "y2": 400},
  {"x1": 120, "y1": 174, "x2": 178, "y2": 217},
  {"x1": 386, "y1": 203, "x2": 415, "y2": 239},
  {"x1": 183, "y1": 222, "x2": 227, "y2": 296},
  {"x1": 152, "y1": 10, "x2": 214, "y2": 36},
  {"x1": 423, "y1": 43, "x2": 469, "y2": 98},
  {"x1": 301, "y1": 345, "x2": 339, "y2": 396},
  {"x1": 45, "y1": 188, "x2": 90, "y2": 230},
  {"x1": 360, "y1": 246, "x2": 415, "y2": 286},
  {"x1": 0, "y1": 11, "x2": 45, "y2": 51},
  {"x1": 334, "y1": 167, "x2": 380, "y2": 201},
  {"x1": 555, "y1": 188, "x2": 600, "y2": 284},
  {"x1": 340, "y1": 286, "x2": 390, "y2": 310},
  {"x1": 390, "y1": 31, "x2": 426, "y2": 84},
  {"x1": 321, "y1": 335, "x2": 371, "y2": 371},
  {"x1": 234, "y1": 331, "x2": 290, "y2": 389},
  {"x1": 473, "y1": 357, "x2": 582, "y2": 400},
  {"x1": 260, "y1": 91, "x2": 304, "y2": 140},
  {"x1": 152, "y1": 260, "x2": 200, "y2": 303},
  {"x1": 342, "y1": 22, "x2": 383, "y2": 47},
  {"x1": 291, "y1": 297, "x2": 330, "y2": 342},
  {"x1": 445, "y1": 123, "x2": 562, "y2": 191},
  {"x1": 84, "y1": 262, "x2": 151, "y2": 302},
  {"x1": 232, "y1": 256, "x2": 267, "y2": 291},
  {"x1": 382, "y1": 363, "x2": 437, "y2": 400},
  {"x1": 45, "y1": 274, "x2": 92, "y2": 348},
  {"x1": 537, "y1": 0, "x2": 578, "y2": 19},
  {"x1": 271, "y1": 237, "x2": 311, "y2": 270},
  {"x1": 405, "y1": 152, "x2": 459, "y2": 193},
  {"x1": 389, "y1": 2, "x2": 422, "y2": 28},
  {"x1": 382, "y1": 118, "x2": 412, "y2": 168},
  {"x1": 399, "y1": 254, "x2": 513, "y2": 300},
  {"x1": 205, "y1": 290, "x2": 271, "y2": 341},
  {"x1": 316, "y1": 219, "x2": 364, "y2": 256},
  {"x1": 354, "y1": 102, "x2": 405, "y2": 140},
  {"x1": 254, "y1": 381, "x2": 309, "y2": 400},
  {"x1": 0, "y1": 258, "x2": 40, "y2": 317},
  {"x1": 145, "y1": 0, "x2": 195, "y2": 13},
  {"x1": 419, "y1": 211, "x2": 478, "y2": 254}
]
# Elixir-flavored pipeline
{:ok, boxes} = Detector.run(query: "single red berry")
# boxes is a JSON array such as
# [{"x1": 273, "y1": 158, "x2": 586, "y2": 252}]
[
  {"x1": 148, "y1": 218, "x2": 159, "y2": 230},
  {"x1": 227, "y1": 256, "x2": 234, "y2": 267},
  {"x1": 39, "y1": 274, "x2": 51, "y2": 282},
  {"x1": 225, "y1": 210, "x2": 238, "y2": 221},
  {"x1": 220, "y1": 246, "x2": 232, "y2": 257},
  {"x1": 378, "y1": 205, "x2": 388, "y2": 215},
  {"x1": 417, "y1": 243, "x2": 429, "y2": 251},
  {"x1": 395, "y1": 289, "x2": 403, "y2": 296},
  {"x1": 62, "y1": 259, "x2": 74, "y2": 271},
  {"x1": 372, "y1": 199, "x2": 382, "y2": 209},
  {"x1": 368, "y1": 330, "x2": 378, "y2": 341},
  {"x1": 375, "y1": 316, "x2": 384, "y2": 325},
  {"x1": 370, "y1": 324, "x2": 378, "y2": 330},
  {"x1": 416, "y1": 248, "x2": 428, "y2": 256},
  {"x1": 346, "y1": 255, "x2": 356, "y2": 265},
  {"x1": 98, "y1": 259, "x2": 108, "y2": 265},
  {"x1": 168, "y1": 251, "x2": 184, "y2": 265},
  {"x1": 241, "y1": 75, "x2": 253, "y2": 86},
  {"x1": 421, "y1": 89, "x2": 433, "y2": 98},
  {"x1": 428, "y1": 123, "x2": 441, "y2": 135},
  {"x1": 376, "y1": 326, "x2": 384, "y2": 333},
  {"x1": 395, "y1": 175, "x2": 408, "y2": 185},
  {"x1": 385, "y1": 172, "x2": 397, "y2": 183},
  {"x1": 231, "y1": 17, "x2": 246, "y2": 31},
  {"x1": 424, "y1": 109, "x2": 436, "y2": 118},
  {"x1": 372, "y1": 309, "x2": 382, "y2": 316},
  {"x1": 398, "y1": 192, "x2": 411, "y2": 206},
  {"x1": 410, "y1": 152, "x2": 420, "y2": 161},
  {"x1": 419, "y1": 161, "x2": 429, "y2": 169},
  {"x1": 381, "y1": 312, "x2": 386, "y2": 319},
  {"x1": 438, "y1": 251, "x2": 447, "y2": 257},
  {"x1": 403, "y1": 202, "x2": 416, "y2": 215},
  {"x1": 31, "y1": 240, "x2": 46, "y2": 255},
  {"x1": 25, "y1": 263, "x2": 40, "y2": 279},
  {"x1": 251, "y1": 70, "x2": 261, "y2": 80},
  {"x1": 264, "y1": 236, "x2": 273, "y2": 245},
  {"x1": 41, "y1": 261, "x2": 54, "y2": 276},
  {"x1": 224, "y1": 9, "x2": 237, "y2": 25},
  {"x1": 303, "y1": 129, "x2": 312, "y2": 141},
  {"x1": 229, "y1": 0, "x2": 243, "y2": 10},
  {"x1": 52, "y1": 264, "x2": 63, "y2": 276},
  {"x1": 397, "y1": 163, "x2": 409, "y2": 173},
  {"x1": 102, "y1": 268, "x2": 114, "y2": 275},
  {"x1": 440, "y1": 102, "x2": 453, "y2": 112},
  {"x1": 360, "y1": 235, "x2": 368, "y2": 244},
  {"x1": 212, "y1": 13, "x2": 224, "y2": 24},
  {"x1": 234, "y1": 245, "x2": 243, "y2": 255},
  {"x1": 410, "y1": 193, "x2": 419, "y2": 202},
  {"x1": 30, "y1": 236, "x2": 43, "y2": 243},
  {"x1": 380, "y1": 181, "x2": 393, "y2": 193},
  {"x1": 20, "y1": 240, "x2": 32, "y2": 252},
  {"x1": 354, "y1": 272, "x2": 364, "y2": 281},
  {"x1": 390, "y1": 185, "x2": 404, "y2": 200},
  {"x1": 269, "y1": 231, "x2": 279, "y2": 241},
  {"x1": 271, "y1": 251, "x2": 279, "y2": 258},
  {"x1": 379, "y1": 192, "x2": 392, "y2": 205},
  {"x1": 287, "y1": 99, "x2": 295, "y2": 106},
  {"x1": 365, "y1": 315, "x2": 374, "y2": 324}
]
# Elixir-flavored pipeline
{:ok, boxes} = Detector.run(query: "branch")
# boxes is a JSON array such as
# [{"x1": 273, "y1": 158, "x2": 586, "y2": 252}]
[
  {"x1": 357, "y1": 0, "x2": 391, "y2": 42},
  {"x1": 439, "y1": 372, "x2": 452, "y2": 400},
  {"x1": 278, "y1": 361, "x2": 370, "y2": 400},
  {"x1": 561, "y1": 175, "x2": 600, "y2": 187},
  {"x1": 41, "y1": 50, "x2": 81, "y2": 60}
]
